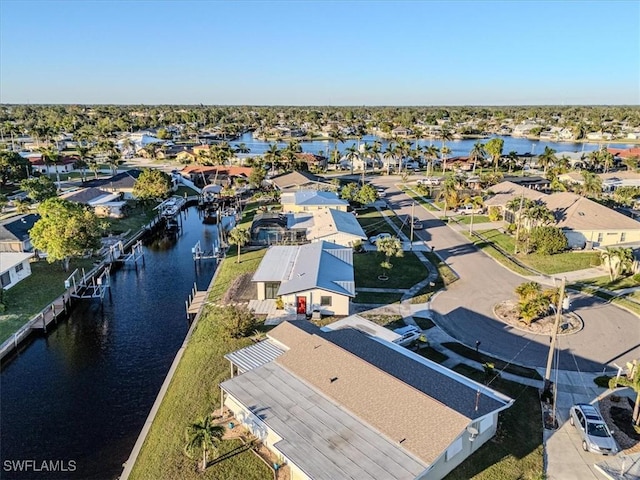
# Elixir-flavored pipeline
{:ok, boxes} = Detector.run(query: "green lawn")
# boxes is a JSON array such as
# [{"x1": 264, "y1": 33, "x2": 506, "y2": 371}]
[
  {"x1": 105, "y1": 202, "x2": 159, "y2": 236},
  {"x1": 445, "y1": 365, "x2": 544, "y2": 480},
  {"x1": 237, "y1": 201, "x2": 260, "y2": 230},
  {"x1": 353, "y1": 291, "x2": 403, "y2": 304},
  {"x1": 575, "y1": 274, "x2": 640, "y2": 291},
  {"x1": 353, "y1": 251, "x2": 429, "y2": 289},
  {"x1": 453, "y1": 215, "x2": 491, "y2": 225},
  {"x1": 471, "y1": 229, "x2": 601, "y2": 275},
  {"x1": 0, "y1": 258, "x2": 96, "y2": 343},
  {"x1": 399, "y1": 185, "x2": 440, "y2": 211},
  {"x1": 130, "y1": 248, "x2": 270, "y2": 480},
  {"x1": 355, "y1": 207, "x2": 396, "y2": 237}
]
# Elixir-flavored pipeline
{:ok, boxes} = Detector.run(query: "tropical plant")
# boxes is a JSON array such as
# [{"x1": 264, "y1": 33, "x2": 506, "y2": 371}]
[
  {"x1": 484, "y1": 138, "x2": 504, "y2": 173},
  {"x1": 537, "y1": 146, "x2": 557, "y2": 176},
  {"x1": 515, "y1": 281, "x2": 542, "y2": 302},
  {"x1": 228, "y1": 227, "x2": 251, "y2": 263},
  {"x1": 376, "y1": 236, "x2": 403, "y2": 276},
  {"x1": 601, "y1": 247, "x2": 634, "y2": 281},
  {"x1": 608, "y1": 360, "x2": 640, "y2": 427},
  {"x1": 530, "y1": 226, "x2": 568, "y2": 255},
  {"x1": 355, "y1": 184, "x2": 378, "y2": 205},
  {"x1": 469, "y1": 141, "x2": 486, "y2": 174},
  {"x1": 438, "y1": 177, "x2": 459, "y2": 215},
  {"x1": 0, "y1": 149, "x2": 30, "y2": 185},
  {"x1": 38, "y1": 144, "x2": 62, "y2": 186},
  {"x1": 184, "y1": 415, "x2": 225, "y2": 471},
  {"x1": 580, "y1": 171, "x2": 602, "y2": 198},
  {"x1": 344, "y1": 144, "x2": 359, "y2": 175},
  {"x1": 340, "y1": 182, "x2": 359, "y2": 202},
  {"x1": 133, "y1": 169, "x2": 172, "y2": 202},
  {"x1": 20, "y1": 176, "x2": 57, "y2": 202}
]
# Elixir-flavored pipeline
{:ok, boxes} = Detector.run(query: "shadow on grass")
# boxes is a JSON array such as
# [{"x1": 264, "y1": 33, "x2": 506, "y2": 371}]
[{"x1": 208, "y1": 441, "x2": 256, "y2": 467}]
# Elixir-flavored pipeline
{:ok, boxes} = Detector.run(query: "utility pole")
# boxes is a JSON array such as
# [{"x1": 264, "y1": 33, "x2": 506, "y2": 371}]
[
  {"x1": 514, "y1": 190, "x2": 525, "y2": 255},
  {"x1": 410, "y1": 202, "x2": 415, "y2": 251},
  {"x1": 544, "y1": 277, "x2": 566, "y2": 393}
]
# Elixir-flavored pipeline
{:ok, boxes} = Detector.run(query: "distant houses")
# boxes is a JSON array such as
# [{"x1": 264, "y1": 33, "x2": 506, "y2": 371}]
[
  {"x1": 280, "y1": 190, "x2": 349, "y2": 213},
  {"x1": 221, "y1": 320, "x2": 513, "y2": 480}
]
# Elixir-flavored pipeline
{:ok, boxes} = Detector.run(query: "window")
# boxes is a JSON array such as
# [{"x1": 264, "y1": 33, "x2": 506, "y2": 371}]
[
  {"x1": 597, "y1": 233, "x2": 603, "y2": 243},
  {"x1": 0, "y1": 272, "x2": 10, "y2": 288},
  {"x1": 621, "y1": 233, "x2": 627, "y2": 242},
  {"x1": 320, "y1": 296, "x2": 332, "y2": 306},
  {"x1": 15, "y1": 263, "x2": 24, "y2": 273},
  {"x1": 445, "y1": 438, "x2": 463, "y2": 461},
  {"x1": 264, "y1": 282, "x2": 280, "y2": 300}
]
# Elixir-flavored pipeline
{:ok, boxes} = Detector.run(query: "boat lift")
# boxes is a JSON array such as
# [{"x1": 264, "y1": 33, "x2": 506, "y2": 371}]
[{"x1": 66, "y1": 266, "x2": 111, "y2": 300}]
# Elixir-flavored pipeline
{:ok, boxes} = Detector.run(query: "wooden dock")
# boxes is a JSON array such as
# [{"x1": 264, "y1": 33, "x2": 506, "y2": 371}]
[{"x1": 187, "y1": 292, "x2": 207, "y2": 315}]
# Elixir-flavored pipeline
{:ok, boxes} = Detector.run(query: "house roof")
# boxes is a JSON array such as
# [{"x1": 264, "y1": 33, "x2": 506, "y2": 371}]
[
  {"x1": 221, "y1": 362, "x2": 427, "y2": 480},
  {"x1": 320, "y1": 314, "x2": 402, "y2": 343},
  {"x1": 179, "y1": 165, "x2": 253, "y2": 177},
  {"x1": 281, "y1": 190, "x2": 348, "y2": 208},
  {"x1": 0, "y1": 214, "x2": 40, "y2": 242},
  {"x1": 252, "y1": 241, "x2": 355, "y2": 297},
  {"x1": 224, "y1": 339, "x2": 285, "y2": 372},
  {"x1": 485, "y1": 181, "x2": 547, "y2": 207},
  {"x1": 60, "y1": 187, "x2": 117, "y2": 204},
  {"x1": 0, "y1": 252, "x2": 34, "y2": 273},
  {"x1": 545, "y1": 192, "x2": 640, "y2": 231},
  {"x1": 83, "y1": 169, "x2": 142, "y2": 189},
  {"x1": 271, "y1": 171, "x2": 327, "y2": 190},
  {"x1": 288, "y1": 209, "x2": 366, "y2": 243},
  {"x1": 245, "y1": 321, "x2": 512, "y2": 468}
]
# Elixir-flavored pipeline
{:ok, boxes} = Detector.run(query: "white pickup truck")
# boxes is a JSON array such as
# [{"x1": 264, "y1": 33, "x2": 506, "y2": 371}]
[{"x1": 455, "y1": 204, "x2": 485, "y2": 215}]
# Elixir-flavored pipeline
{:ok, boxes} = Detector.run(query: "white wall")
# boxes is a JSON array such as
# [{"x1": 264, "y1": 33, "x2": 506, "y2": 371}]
[{"x1": 1, "y1": 259, "x2": 32, "y2": 290}]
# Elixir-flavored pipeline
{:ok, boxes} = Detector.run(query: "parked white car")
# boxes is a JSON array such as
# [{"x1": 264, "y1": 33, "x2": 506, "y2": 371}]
[
  {"x1": 455, "y1": 204, "x2": 485, "y2": 215},
  {"x1": 393, "y1": 326, "x2": 422, "y2": 346},
  {"x1": 569, "y1": 403, "x2": 618, "y2": 455},
  {"x1": 368, "y1": 233, "x2": 392, "y2": 245},
  {"x1": 417, "y1": 177, "x2": 442, "y2": 186}
]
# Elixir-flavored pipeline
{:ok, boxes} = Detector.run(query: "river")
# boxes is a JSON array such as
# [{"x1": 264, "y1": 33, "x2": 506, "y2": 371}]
[
  {"x1": 229, "y1": 132, "x2": 633, "y2": 158},
  {"x1": 0, "y1": 207, "x2": 219, "y2": 480}
]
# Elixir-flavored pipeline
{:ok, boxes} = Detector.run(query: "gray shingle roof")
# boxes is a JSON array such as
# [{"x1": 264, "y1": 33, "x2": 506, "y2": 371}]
[
  {"x1": 0, "y1": 214, "x2": 40, "y2": 242},
  {"x1": 82, "y1": 169, "x2": 142, "y2": 189}
]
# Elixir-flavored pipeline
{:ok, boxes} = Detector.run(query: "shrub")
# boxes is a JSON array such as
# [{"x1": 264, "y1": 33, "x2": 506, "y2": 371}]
[
  {"x1": 488, "y1": 206, "x2": 503, "y2": 222},
  {"x1": 530, "y1": 226, "x2": 567, "y2": 255},
  {"x1": 217, "y1": 305, "x2": 259, "y2": 338},
  {"x1": 505, "y1": 223, "x2": 517, "y2": 234}
]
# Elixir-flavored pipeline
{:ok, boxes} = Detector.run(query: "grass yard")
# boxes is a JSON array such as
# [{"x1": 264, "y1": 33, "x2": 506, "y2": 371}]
[
  {"x1": 574, "y1": 274, "x2": 640, "y2": 291},
  {"x1": 469, "y1": 229, "x2": 601, "y2": 275},
  {"x1": 0, "y1": 258, "x2": 96, "y2": 343},
  {"x1": 355, "y1": 207, "x2": 396, "y2": 237},
  {"x1": 400, "y1": 185, "x2": 440, "y2": 211},
  {"x1": 353, "y1": 251, "x2": 429, "y2": 289},
  {"x1": 130, "y1": 248, "x2": 270, "y2": 480},
  {"x1": 453, "y1": 215, "x2": 491, "y2": 225},
  {"x1": 445, "y1": 365, "x2": 544, "y2": 480},
  {"x1": 353, "y1": 291, "x2": 403, "y2": 304},
  {"x1": 443, "y1": 342, "x2": 542, "y2": 380},
  {"x1": 236, "y1": 201, "x2": 260, "y2": 230},
  {"x1": 571, "y1": 284, "x2": 640, "y2": 317},
  {"x1": 105, "y1": 202, "x2": 158, "y2": 236}
]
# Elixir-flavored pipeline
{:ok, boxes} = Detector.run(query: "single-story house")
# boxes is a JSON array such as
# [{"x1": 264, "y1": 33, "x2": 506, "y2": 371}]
[
  {"x1": 281, "y1": 190, "x2": 348, "y2": 213},
  {"x1": 28, "y1": 155, "x2": 77, "y2": 175},
  {"x1": 0, "y1": 214, "x2": 40, "y2": 252},
  {"x1": 60, "y1": 187, "x2": 127, "y2": 218},
  {"x1": 252, "y1": 241, "x2": 355, "y2": 316},
  {"x1": 559, "y1": 171, "x2": 640, "y2": 193},
  {"x1": 220, "y1": 321, "x2": 513, "y2": 480},
  {"x1": 484, "y1": 181, "x2": 547, "y2": 222},
  {"x1": 82, "y1": 169, "x2": 142, "y2": 199},
  {"x1": 545, "y1": 192, "x2": 640, "y2": 249},
  {"x1": 270, "y1": 171, "x2": 330, "y2": 191},
  {"x1": 295, "y1": 153, "x2": 328, "y2": 170},
  {"x1": 288, "y1": 208, "x2": 367, "y2": 246},
  {"x1": 0, "y1": 252, "x2": 34, "y2": 289}
]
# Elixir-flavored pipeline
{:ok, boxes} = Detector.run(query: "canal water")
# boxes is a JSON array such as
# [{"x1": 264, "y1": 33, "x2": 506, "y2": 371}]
[
  {"x1": 0, "y1": 207, "x2": 219, "y2": 480},
  {"x1": 230, "y1": 132, "x2": 632, "y2": 158}
]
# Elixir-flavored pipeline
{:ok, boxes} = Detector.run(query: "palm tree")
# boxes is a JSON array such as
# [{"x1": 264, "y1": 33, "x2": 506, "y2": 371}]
[
  {"x1": 537, "y1": 146, "x2": 557, "y2": 176},
  {"x1": 344, "y1": 144, "x2": 359, "y2": 175},
  {"x1": 440, "y1": 146, "x2": 452, "y2": 173},
  {"x1": 609, "y1": 360, "x2": 640, "y2": 427},
  {"x1": 263, "y1": 143, "x2": 281, "y2": 173},
  {"x1": 439, "y1": 129, "x2": 453, "y2": 172},
  {"x1": 142, "y1": 143, "x2": 160, "y2": 161},
  {"x1": 376, "y1": 236, "x2": 403, "y2": 278},
  {"x1": 383, "y1": 143, "x2": 396, "y2": 176},
  {"x1": 184, "y1": 416, "x2": 225, "y2": 471},
  {"x1": 484, "y1": 138, "x2": 504, "y2": 173},
  {"x1": 580, "y1": 171, "x2": 602, "y2": 198},
  {"x1": 468, "y1": 141, "x2": 486, "y2": 174},
  {"x1": 38, "y1": 144, "x2": 61, "y2": 188},
  {"x1": 505, "y1": 150, "x2": 519, "y2": 173},
  {"x1": 234, "y1": 142, "x2": 250, "y2": 155},
  {"x1": 228, "y1": 227, "x2": 251, "y2": 263},
  {"x1": 328, "y1": 128, "x2": 344, "y2": 165},
  {"x1": 424, "y1": 145, "x2": 439, "y2": 177},
  {"x1": 438, "y1": 176, "x2": 458, "y2": 216},
  {"x1": 600, "y1": 149, "x2": 615, "y2": 173},
  {"x1": 75, "y1": 144, "x2": 93, "y2": 182}
]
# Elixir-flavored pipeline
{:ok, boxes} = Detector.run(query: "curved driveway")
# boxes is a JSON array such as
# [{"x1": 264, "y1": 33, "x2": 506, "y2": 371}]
[{"x1": 372, "y1": 177, "x2": 640, "y2": 372}]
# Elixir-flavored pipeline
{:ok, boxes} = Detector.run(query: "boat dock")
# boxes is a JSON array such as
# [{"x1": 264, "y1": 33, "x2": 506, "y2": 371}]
[{"x1": 185, "y1": 283, "x2": 208, "y2": 320}]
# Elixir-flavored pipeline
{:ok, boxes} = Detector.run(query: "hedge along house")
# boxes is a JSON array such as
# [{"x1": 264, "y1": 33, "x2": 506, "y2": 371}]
[
  {"x1": 251, "y1": 241, "x2": 355, "y2": 316},
  {"x1": 220, "y1": 321, "x2": 513, "y2": 480}
]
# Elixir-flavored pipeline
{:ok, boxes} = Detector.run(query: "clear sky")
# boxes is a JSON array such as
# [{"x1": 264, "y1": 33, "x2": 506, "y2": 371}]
[{"x1": 1, "y1": 0, "x2": 638, "y2": 105}]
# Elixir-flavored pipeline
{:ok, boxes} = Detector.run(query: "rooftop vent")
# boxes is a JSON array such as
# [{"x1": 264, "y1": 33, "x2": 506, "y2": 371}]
[{"x1": 330, "y1": 377, "x2": 338, "y2": 383}]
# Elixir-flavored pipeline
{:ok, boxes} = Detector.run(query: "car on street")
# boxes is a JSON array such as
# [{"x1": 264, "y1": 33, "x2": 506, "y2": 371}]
[
  {"x1": 410, "y1": 217, "x2": 424, "y2": 230},
  {"x1": 393, "y1": 326, "x2": 423, "y2": 346},
  {"x1": 368, "y1": 233, "x2": 392, "y2": 245},
  {"x1": 569, "y1": 403, "x2": 618, "y2": 455}
]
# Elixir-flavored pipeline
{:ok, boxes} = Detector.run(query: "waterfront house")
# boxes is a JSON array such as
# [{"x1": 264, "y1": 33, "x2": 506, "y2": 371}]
[
  {"x1": 280, "y1": 190, "x2": 348, "y2": 213},
  {"x1": 287, "y1": 208, "x2": 367, "y2": 246},
  {"x1": 0, "y1": 214, "x2": 40, "y2": 252},
  {"x1": 220, "y1": 320, "x2": 513, "y2": 480},
  {"x1": 0, "y1": 252, "x2": 34, "y2": 289},
  {"x1": 60, "y1": 187, "x2": 127, "y2": 218},
  {"x1": 251, "y1": 241, "x2": 355, "y2": 316},
  {"x1": 270, "y1": 171, "x2": 330, "y2": 191},
  {"x1": 82, "y1": 169, "x2": 142, "y2": 199}
]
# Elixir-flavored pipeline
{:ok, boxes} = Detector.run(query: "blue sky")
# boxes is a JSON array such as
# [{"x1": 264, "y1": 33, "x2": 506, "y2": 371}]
[{"x1": 1, "y1": 0, "x2": 638, "y2": 105}]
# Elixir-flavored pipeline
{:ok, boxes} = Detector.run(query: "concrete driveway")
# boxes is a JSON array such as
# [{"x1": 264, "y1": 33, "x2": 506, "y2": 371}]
[{"x1": 371, "y1": 177, "x2": 640, "y2": 372}]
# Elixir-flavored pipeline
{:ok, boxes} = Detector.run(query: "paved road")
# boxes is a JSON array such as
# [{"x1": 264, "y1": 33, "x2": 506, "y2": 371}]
[{"x1": 372, "y1": 177, "x2": 640, "y2": 372}]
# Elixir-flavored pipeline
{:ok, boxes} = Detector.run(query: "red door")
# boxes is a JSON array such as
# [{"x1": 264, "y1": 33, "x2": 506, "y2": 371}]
[{"x1": 296, "y1": 297, "x2": 307, "y2": 315}]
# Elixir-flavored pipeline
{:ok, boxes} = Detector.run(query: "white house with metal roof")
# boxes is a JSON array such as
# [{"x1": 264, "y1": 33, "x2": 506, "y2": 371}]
[
  {"x1": 287, "y1": 208, "x2": 367, "y2": 247},
  {"x1": 0, "y1": 252, "x2": 34, "y2": 289},
  {"x1": 221, "y1": 321, "x2": 513, "y2": 480},
  {"x1": 251, "y1": 241, "x2": 355, "y2": 316},
  {"x1": 281, "y1": 190, "x2": 349, "y2": 213}
]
